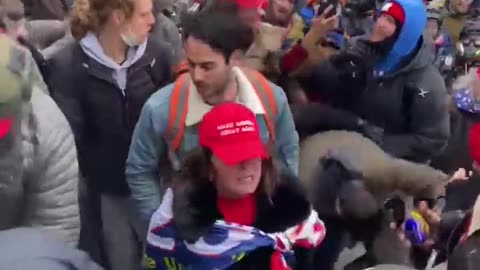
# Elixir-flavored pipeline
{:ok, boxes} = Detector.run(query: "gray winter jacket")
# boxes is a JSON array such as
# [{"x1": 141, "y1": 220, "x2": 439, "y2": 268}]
[
  {"x1": 23, "y1": 88, "x2": 80, "y2": 245},
  {"x1": 150, "y1": 13, "x2": 183, "y2": 67},
  {"x1": 366, "y1": 40, "x2": 451, "y2": 163},
  {"x1": 0, "y1": 228, "x2": 102, "y2": 270},
  {"x1": 305, "y1": 38, "x2": 450, "y2": 163},
  {"x1": 0, "y1": 35, "x2": 79, "y2": 245},
  {"x1": 0, "y1": 77, "x2": 80, "y2": 245}
]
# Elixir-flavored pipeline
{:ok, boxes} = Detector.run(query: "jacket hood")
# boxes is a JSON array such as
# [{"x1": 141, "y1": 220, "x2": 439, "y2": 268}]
[
  {"x1": 382, "y1": 37, "x2": 434, "y2": 78},
  {"x1": 375, "y1": 0, "x2": 427, "y2": 74},
  {"x1": 0, "y1": 228, "x2": 103, "y2": 270},
  {"x1": 79, "y1": 32, "x2": 147, "y2": 89},
  {"x1": 172, "y1": 169, "x2": 311, "y2": 243}
]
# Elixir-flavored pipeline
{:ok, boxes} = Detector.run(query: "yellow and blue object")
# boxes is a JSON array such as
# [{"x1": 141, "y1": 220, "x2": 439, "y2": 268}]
[{"x1": 404, "y1": 210, "x2": 430, "y2": 245}]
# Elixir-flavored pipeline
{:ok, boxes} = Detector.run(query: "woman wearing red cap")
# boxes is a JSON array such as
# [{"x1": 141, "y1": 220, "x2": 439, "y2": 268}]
[{"x1": 143, "y1": 103, "x2": 324, "y2": 270}]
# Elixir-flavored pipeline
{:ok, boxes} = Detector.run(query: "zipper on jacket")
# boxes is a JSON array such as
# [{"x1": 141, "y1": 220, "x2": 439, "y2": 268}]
[{"x1": 121, "y1": 88, "x2": 130, "y2": 129}]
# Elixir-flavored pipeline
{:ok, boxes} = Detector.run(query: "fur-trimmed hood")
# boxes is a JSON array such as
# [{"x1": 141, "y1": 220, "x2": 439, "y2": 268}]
[
  {"x1": 299, "y1": 131, "x2": 450, "y2": 201},
  {"x1": 172, "y1": 169, "x2": 311, "y2": 243}
]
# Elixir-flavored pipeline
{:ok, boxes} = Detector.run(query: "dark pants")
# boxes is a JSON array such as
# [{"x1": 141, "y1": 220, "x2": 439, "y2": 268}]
[
  {"x1": 78, "y1": 178, "x2": 109, "y2": 268},
  {"x1": 313, "y1": 217, "x2": 346, "y2": 270}
]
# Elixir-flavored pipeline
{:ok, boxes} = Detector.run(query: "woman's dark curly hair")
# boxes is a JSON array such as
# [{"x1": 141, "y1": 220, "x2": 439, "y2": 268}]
[{"x1": 174, "y1": 146, "x2": 280, "y2": 200}]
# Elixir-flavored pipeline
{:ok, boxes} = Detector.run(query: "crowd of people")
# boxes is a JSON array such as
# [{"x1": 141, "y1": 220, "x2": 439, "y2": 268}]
[{"x1": 2, "y1": 0, "x2": 480, "y2": 269}]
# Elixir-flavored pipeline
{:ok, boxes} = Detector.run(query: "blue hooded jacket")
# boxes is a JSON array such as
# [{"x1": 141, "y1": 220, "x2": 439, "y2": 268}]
[{"x1": 374, "y1": 0, "x2": 427, "y2": 75}]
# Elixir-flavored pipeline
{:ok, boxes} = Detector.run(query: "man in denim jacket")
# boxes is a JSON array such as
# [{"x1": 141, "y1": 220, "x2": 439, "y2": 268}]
[{"x1": 126, "y1": 9, "x2": 299, "y2": 225}]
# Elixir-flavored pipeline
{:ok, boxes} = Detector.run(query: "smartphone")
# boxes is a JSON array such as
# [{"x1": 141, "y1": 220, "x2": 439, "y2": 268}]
[{"x1": 316, "y1": 0, "x2": 338, "y2": 18}]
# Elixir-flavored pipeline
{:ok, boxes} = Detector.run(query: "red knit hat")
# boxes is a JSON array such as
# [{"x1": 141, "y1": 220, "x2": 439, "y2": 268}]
[
  {"x1": 381, "y1": 1, "x2": 405, "y2": 25},
  {"x1": 469, "y1": 123, "x2": 480, "y2": 165}
]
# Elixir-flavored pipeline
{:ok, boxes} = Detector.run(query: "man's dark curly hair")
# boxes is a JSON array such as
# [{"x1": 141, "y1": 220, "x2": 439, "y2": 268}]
[{"x1": 180, "y1": 8, "x2": 254, "y2": 62}]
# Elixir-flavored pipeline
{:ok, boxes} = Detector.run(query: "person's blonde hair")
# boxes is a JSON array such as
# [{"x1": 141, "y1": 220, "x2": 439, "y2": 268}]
[{"x1": 70, "y1": 0, "x2": 135, "y2": 39}]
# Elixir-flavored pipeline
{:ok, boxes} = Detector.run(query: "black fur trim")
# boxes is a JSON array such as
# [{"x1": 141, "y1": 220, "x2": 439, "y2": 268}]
[
  {"x1": 172, "y1": 170, "x2": 311, "y2": 243},
  {"x1": 255, "y1": 170, "x2": 311, "y2": 233}
]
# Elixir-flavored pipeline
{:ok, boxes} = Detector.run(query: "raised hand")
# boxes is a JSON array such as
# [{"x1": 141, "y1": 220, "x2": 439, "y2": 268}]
[
  {"x1": 449, "y1": 168, "x2": 473, "y2": 183},
  {"x1": 302, "y1": 5, "x2": 338, "y2": 49},
  {"x1": 310, "y1": 5, "x2": 338, "y2": 36}
]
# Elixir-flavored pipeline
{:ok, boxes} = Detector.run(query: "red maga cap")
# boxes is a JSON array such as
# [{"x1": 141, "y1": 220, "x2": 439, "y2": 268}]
[{"x1": 199, "y1": 103, "x2": 267, "y2": 165}]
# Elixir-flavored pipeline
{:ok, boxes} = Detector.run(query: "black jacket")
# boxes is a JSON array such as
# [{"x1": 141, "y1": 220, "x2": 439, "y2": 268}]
[
  {"x1": 47, "y1": 38, "x2": 172, "y2": 195},
  {"x1": 301, "y1": 38, "x2": 450, "y2": 163}
]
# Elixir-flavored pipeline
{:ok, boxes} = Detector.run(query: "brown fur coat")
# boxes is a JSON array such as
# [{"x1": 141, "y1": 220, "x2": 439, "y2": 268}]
[{"x1": 299, "y1": 131, "x2": 450, "y2": 201}]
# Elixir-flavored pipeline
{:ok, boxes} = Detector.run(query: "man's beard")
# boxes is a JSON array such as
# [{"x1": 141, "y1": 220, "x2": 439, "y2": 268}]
[{"x1": 196, "y1": 71, "x2": 232, "y2": 105}]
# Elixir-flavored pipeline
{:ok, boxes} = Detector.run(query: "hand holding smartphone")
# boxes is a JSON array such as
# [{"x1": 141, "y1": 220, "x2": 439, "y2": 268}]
[
  {"x1": 317, "y1": 0, "x2": 339, "y2": 18},
  {"x1": 309, "y1": 4, "x2": 338, "y2": 35}
]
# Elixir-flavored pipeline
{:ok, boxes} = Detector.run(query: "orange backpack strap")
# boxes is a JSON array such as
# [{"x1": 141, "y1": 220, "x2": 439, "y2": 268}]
[
  {"x1": 164, "y1": 73, "x2": 190, "y2": 151},
  {"x1": 173, "y1": 60, "x2": 189, "y2": 78},
  {"x1": 242, "y1": 68, "x2": 277, "y2": 141}
]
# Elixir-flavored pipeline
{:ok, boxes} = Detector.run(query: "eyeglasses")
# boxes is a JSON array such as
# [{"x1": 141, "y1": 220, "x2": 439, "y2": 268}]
[{"x1": 461, "y1": 37, "x2": 480, "y2": 47}]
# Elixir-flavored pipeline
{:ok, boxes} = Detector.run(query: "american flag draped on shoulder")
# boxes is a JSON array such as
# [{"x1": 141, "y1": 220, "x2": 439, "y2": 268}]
[{"x1": 143, "y1": 188, "x2": 326, "y2": 270}]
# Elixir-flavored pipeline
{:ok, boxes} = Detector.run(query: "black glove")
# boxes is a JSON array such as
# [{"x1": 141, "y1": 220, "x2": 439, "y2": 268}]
[
  {"x1": 357, "y1": 118, "x2": 384, "y2": 146},
  {"x1": 329, "y1": 53, "x2": 369, "y2": 96}
]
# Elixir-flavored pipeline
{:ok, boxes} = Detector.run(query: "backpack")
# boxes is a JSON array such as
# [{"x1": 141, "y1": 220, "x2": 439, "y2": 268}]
[
  {"x1": 17, "y1": 37, "x2": 48, "y2": 82},
  {"x1": 163, "y1": 68, "x2": 278, "y2": 168}
]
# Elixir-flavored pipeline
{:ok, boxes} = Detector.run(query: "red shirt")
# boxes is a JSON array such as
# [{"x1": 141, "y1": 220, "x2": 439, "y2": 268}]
[
  {"x1": 217, "y1": 194, "x2": 256, "y2": 226},
  {"x1": 217, "y1": 194, "x2": 290, "y2": 270}
]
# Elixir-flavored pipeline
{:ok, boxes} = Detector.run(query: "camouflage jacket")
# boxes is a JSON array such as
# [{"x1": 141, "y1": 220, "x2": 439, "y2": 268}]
[
  {"x1": 1, "y1": 33, "x2": 45, "y2": 149},
  {"x1": 0, "y1": 33, "x2": 48, "y2": 105}
]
